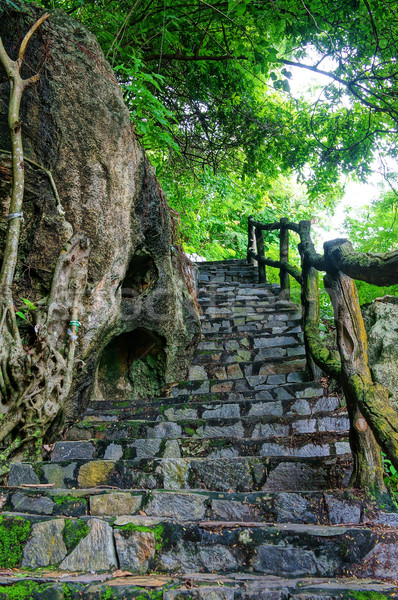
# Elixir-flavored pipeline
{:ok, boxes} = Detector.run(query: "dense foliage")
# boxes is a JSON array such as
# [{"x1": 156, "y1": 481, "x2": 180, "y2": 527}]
[{"x1": 11, "y1": 0, "x2": 398, "y2": 262}]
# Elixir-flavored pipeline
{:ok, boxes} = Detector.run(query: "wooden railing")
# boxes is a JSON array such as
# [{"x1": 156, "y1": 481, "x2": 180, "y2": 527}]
[{"x1": 247, "y1": 216, "x2": 398, "y2": 493}]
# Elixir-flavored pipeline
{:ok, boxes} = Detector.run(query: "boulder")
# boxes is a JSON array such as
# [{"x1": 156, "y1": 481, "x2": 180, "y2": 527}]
[
  {"x1": 0, "y1": 1, "x2": 200, "y2": 421},
  {"x1": 362, "y1": 297, "x2": 398, "y2": 411}
]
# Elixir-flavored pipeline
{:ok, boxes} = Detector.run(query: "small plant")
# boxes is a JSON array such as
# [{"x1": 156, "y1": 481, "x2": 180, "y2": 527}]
[
  {"x1": 15, "y1": 297, "x2": 37, "y2": 322},
  {"x1": 382, "y1": 451, "x2": 398, "y2": 504}
]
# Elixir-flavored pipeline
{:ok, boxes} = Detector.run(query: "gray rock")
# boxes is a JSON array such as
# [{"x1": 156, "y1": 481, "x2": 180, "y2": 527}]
[
  {"x1": 211, "y1": 499, "x2": 258, "y2": 521},
  {"x1": 201, "y1": 423, "x2": 244, "y2": 438},
  {"x1": 158, "y1": 541, "x2": 200, "y2": 572},
  {"x1": 335, "y1": 441, "x2": 351, "y2": 455},
  {"x1": 324, "y1": 495, "x2": 361, "y2": 524},
  {"x1": 161, "y1": 459, "x2": 189, "y2": 489},
  {"x1": 318, "y1": 416, "x2": 350, "y2": 433},
  {"x1": 288, "y1": 399, "x2": 311, "y2": 415},
  {"x1": 51, "y1": 441, "x2": 95, "y2": 461},
  {"x1": 363, "y1": 542, "x2": 398, "y2": 579},
  {"x1": 22, "y1": 519, "x2": 66, "y2": 568},
  {"x1": 312, "y1": 397, "x2": 340, "y2": 413},
  {"x1": 8, "y1": 463, "x2": 40, "y2": 486},
  {"x1": 90, "y1": 492, "x2": 142, "y2": 516},
  {"x1": 199, "y1": 545, "x2": 238, "y2": 571},
  {"x1": 253, "y1": 423, "x2": 289, "y2": 438},
  {"x1": 292, "y1": 419, "x2": 316, "y2": 434},
  {"x1": 296, "y1": 387, "x2": 323, "y2": 399},
  {"x1": 11, "y1": 491, "x2": 55, "y2": 515},
  {"x1": 373, "y1": 512, "x2": 398, "y2": 526},
  {"x1": 133, "y1": 439, "x2": 161, "y2": 459},
  {"x1": 114, "y1": 529, "x2": 155, "y2": 573},
  {"x1": 253, "y1": 545, "x2": 334, "y2": 576},
  {"x1": 202, "y1": 404, "x2": 240, "y2": 419},
  {"x1": 104, "y1": 443, "x2": 124, "y2": 461},
  {"x1": 163, "y1": 440, "x2": 181, "y2": 458},
  {"x1": 60, "y1": 518, "x2": 117, "y2": 571},
  {"x1": 248, "y1": 401, "x2": 283, "y2": 417},
  {"x1": 264, "y1": 463, "x2": 328, "y2": 491},
  {"x1": 189, "y1": 365, "x2": 208, "y2": 380},
  {"x1": 43, "y1": 463, "x2": 77, "y2": 488},
  {"x1": 246, "y1": 376, "x2": 267, "y2": 387},
  {"x1": 274, "y1": 388, "x2": 294, "y2": 401},
  {"x1": 267, "y1": 375, "x2": 286, "y2": 385},
  {"x1": 275, "y1": 492, "x2": 317, "y2": 524},
  {"x1": 207, "y1": 447, "x2": 239, "y2": 459},
  {"x1": 148, "y1": 422, "x2": 182, "y2": 439},
  {"x1": 146, "y1": 491, "x2": 206, "y2": 520},
  {"x1": 253, "y1": 336, "x2": 297, "y2": 348},
  {"x1": 363, "y1": 299, "x2": 398, "y2": 410},
  {"x1": 192, "y1": 458, "x2": 253, "y2": 492},
  {"x1": 164, "y1": 408, "x2": 197, "y2": 420}
]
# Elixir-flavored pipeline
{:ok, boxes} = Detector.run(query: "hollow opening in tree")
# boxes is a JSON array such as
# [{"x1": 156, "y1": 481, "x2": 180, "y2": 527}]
[
  {"x1": 96, "y1": 328, "x2": 167, "y2": 403},
  {"x1": 121, "y1": 251, "x2": 158, "y2": 298}
]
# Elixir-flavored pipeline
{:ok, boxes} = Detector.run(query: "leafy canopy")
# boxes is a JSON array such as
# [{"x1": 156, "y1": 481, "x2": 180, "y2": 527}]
[{"x1": 20, "y1": 0, "x2": 398, "y2": 258}]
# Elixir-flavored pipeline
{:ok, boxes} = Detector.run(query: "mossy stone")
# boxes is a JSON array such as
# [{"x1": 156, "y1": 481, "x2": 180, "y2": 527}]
[{"x1": 77, "y1": 460, "x2": 115, "y2": 488}]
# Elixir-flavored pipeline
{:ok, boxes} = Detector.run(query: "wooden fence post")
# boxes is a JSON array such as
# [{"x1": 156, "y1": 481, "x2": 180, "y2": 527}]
[
  {"x1": 255, "y1": 227, "x2": 266, "y2": 283},
  {"x1": 247, "y1": 217, "x2": 256, "y2": 265},
  {"x1": 279, "y1": 217, "x2": 290, "y2": 299},
  {"x1": 299, "y1": 249, "x2": 323, "y2": 381}
]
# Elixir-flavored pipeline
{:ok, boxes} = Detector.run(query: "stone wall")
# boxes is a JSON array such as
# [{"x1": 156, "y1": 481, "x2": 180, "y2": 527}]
[{"x1": 0, "y1": 1, "x2": 200, "y2": 420}]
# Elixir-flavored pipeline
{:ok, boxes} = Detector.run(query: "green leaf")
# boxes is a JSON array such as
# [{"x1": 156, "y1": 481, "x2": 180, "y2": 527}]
[
  {"x1": 22, "y1": 298, "x2": 36, "y2": 310},
  {"x1": 16, "y1": 312, "x2": 27, "y2": 320}
]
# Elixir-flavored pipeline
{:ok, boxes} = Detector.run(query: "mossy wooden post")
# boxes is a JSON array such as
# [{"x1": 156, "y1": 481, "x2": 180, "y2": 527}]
[
  {"x1": 324, "y1": 241, "x2": 385, "y2": 491},
  {"x1": 247, "y1": 217, "x2": 256, "y2": 265},
  {"x1": 299, "y1": 246, "x2": 322, "y2": 381},
  {"x1": 279, "y1": 217, "x2": 290, "y2": 299},
  {"x1": 255, "y1": 226, "x2": 266, "y2": 283}
]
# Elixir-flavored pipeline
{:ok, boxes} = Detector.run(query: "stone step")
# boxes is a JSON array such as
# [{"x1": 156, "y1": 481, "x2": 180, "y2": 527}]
[
  {"x1": 85, "y1": 389, "x2": 342, "y2": 421},
  {"x1": 199, "y1": 301, "x2": 291, "y2": 314},
  {"x1": 201, "y1": 317, "x2": 303, "y2": 337},
  {"x1": 0, "y1": 573, "x2": 396, "y2": 600},
  {"x1": 200, "y1": 311, "x2": 304, "y2": 334},
  {"x1": 9, "y1": 455, "x2": 353, "y2": 491},
  {"x1": 66, "y1": 411, "x2": 350, "y2": 442},
  {"x1": 51, "y1": 430, "x2": 350, "y2": 462},
  {"x1": 188, "y1": 358, "x2": 307, "y2": 382},
  {"x1": 5, "y1": 487, "x2": 395, "y2": 525},
  {"x1": 0, "y1": 513, "x2": 397, "y2": 580},
  {"x1": 165, "y1": 371, "x2": 315, "y2": 396}
]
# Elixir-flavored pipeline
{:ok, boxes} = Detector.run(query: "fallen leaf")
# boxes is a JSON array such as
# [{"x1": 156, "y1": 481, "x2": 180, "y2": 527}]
[{"x1": 112, "y1": 570, "x2": 133, "y2": 578}]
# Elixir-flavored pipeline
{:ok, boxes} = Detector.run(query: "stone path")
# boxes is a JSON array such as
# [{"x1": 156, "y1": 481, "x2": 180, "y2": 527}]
[{"x1": 0, "y1": 259, "x2": 398, "y2": 598}]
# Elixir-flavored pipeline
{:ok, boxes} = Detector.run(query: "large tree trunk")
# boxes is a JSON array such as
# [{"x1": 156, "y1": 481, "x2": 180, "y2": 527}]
[{"x1": 0, "y1": 1, "x2": 200, "y2": 475}]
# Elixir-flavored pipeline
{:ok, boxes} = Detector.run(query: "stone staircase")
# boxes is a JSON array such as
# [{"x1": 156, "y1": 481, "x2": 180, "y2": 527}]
[{"x1": 0, "y1": 259, "x2": 398, "y2": 598}]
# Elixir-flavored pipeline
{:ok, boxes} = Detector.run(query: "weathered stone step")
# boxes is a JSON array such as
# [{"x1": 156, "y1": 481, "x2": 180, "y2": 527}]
[
  {"x1": 51, "y1": 429, "x2": 350, "y2": 463},
  {"x1": 85, "y1": 390, "x2": 342, "y2": 422},
  {"x1": 195, "y1": 339, "x2": 304, "y2": 362},
  {"x1": 200, "y1": 314, "x2": 304, "y2": 336},
  {"x1": 201, "y1": 315, "x2": 303, "y2": 336},
  {"x1": 188, "y1": 358, "x2": 307, "y2": 383},
  {"x1": 5, "y1": 487, "x2": 395, "y2": 525},
  {"x1": 0, "y1": 573, "x2": 396, "y2": 600},
  {"x1": 66, "y1": 410, "x2": 350, "y2": 442},
  {"x1": 0, "y1": 512, "x2": 396, "y2": 580},
  {"x1": 166, "y1": 371, "x2": 315, "y2": 396},
  {"x1": 199, "y1": 302, "x2": 291, "y2": 315},
  {"x1": 10, "y1": 455, "x2": 352, "y2": 491}
]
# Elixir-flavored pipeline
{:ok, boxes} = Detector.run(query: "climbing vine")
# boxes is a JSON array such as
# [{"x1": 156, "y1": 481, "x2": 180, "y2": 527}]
[{"x1": 0, "y1": 14, "x2": 90, "y2": 476}]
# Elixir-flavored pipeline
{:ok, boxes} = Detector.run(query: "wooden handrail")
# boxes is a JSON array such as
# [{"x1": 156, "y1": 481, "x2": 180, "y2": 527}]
[{"x1": 247, "y1": 216, "x2": 398, "y2": 494}]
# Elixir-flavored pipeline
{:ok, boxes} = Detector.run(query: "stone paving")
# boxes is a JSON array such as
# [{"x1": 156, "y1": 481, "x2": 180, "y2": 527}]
[{"x1": 0, "y1": 259, "x2": 397, "y2": 598}]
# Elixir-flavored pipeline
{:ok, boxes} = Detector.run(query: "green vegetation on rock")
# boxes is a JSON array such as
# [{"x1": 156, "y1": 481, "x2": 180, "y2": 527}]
[
  {"x1": 62, "y1": 519, "x2": 89, "y2": 553},
  {"x1": 0, "y1": 516, "x2": 31, "y2": 568}
]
